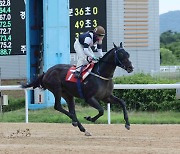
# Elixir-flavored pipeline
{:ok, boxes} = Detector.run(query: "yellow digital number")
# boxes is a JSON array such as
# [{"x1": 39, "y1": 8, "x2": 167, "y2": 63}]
[
  {"x1": 75, "y1": 8, "x2": 84, "y2": 16},
  {"x1": 93, "y1": 7, "x2": 98, "y2": 15},
  {"x1": 75, "y1": 21, "x2": 79, "y2": 29},
  {"x1": 75, "y1": 33, "x2": 79, "y2": 38},
  {"x1": 75, "y1": 8, "x2": 79, "y2": 16},
  {"x1": 75, "y1": 32, "x2": 84, "y2": 38},
  {"x1": 79, "y1": 20, "x2": 84, "y2": 28},
  {"x1": 75, "y1": 20, "x2": 84, "y2": 29},
  {"x1": 92, "y1": 20, "x2": 98, "y2": 28},
  {"x1": 79, "y1": 8, "x2": 84, "y2": 15}
]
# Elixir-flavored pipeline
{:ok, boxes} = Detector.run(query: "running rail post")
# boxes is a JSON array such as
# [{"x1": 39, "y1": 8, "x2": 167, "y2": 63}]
[
  {"x1": 25, "y1": 89, "x2": 28, "y2": 123},
  {"x1": 107, "y1": 103, "x2": 111, "y2": 124}
]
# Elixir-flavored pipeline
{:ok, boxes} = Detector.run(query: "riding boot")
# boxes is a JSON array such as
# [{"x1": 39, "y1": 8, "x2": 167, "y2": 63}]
[{"x1": 74, "y1": 71, "x2": 82, "y2": 79}]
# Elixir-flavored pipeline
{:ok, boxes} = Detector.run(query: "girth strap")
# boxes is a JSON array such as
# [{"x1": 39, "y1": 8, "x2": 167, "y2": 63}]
[
  {"x1": 76, "y1": 67, "x2": 84, "y2": 98},
  {"x1": 77, "y1": 78, "x2": 84, "y2": 98}
]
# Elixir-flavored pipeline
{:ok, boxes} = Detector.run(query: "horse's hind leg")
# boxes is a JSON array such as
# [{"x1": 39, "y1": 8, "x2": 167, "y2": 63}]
[
  {"x1": 107, "y1": 95, "x2": 130, "y2": 130},
  {"x1": 84, "y1": 97, "x2": 104, "y2": 122},
  {"x1": 53, "y1": 88, "x2": 74, "y2": 121}
]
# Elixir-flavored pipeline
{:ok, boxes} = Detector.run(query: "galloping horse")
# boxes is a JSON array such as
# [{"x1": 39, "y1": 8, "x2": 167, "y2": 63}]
[{"x1": 22, "y1": 42, "x2": 133, "y2": 136}]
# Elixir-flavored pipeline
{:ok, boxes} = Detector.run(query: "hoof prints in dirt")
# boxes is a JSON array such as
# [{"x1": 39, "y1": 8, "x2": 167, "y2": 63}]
[{"x1": 9, "y1": 129, "x2": 31, "y2": 138}]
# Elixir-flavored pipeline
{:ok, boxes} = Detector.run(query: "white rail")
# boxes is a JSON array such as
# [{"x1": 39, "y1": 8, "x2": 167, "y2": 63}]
[
  {"x1": 107, "y1": 83, "x2": 180, "y2": 124},
  {"x1": 0, "y1": 85, "x2": 24, "y2": 90},
  {"x1": 0, "y1": 85, "x2": 32, "y2": 123},
  {"x1": 114, "y1": 84, "x2": 180, "y2": 89},
  {"x1": 0, "y1": 84, "x2": 180, "y2": 124}
]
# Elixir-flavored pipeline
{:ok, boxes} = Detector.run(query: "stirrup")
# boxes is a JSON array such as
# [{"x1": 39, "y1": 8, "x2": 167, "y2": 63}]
[{"x1": 74, "y1": 71, "x2": 82, "y2": 79}]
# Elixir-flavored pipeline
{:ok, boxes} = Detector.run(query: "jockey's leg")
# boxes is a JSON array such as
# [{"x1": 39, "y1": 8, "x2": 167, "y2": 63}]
[
  {"x1": 76, "y1": 56, "x2": 85, "y2": 72},
  {"x1": 74, "y1": 39, "x2": 86, "y2": 72},
  {"x1": 74, "y1": 43, "x2": 87, "y2": 79},
  {"x1": 84, "y1": 97, "x2": 104, "y2": 122}
]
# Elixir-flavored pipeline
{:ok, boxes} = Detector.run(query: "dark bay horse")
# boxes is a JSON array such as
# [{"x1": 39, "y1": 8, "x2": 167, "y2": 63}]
[{"x1": 22, "y1": 42, "x2": 133, "y2": 136}]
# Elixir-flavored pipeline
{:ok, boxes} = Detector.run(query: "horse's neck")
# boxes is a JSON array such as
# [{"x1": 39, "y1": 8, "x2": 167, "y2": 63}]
[
  {"x1": 99, "y1": 63, "x2": 116, "y2": 78},
  {"x1": 93, "y1": 50, "x2": 116, "y2": 78}
]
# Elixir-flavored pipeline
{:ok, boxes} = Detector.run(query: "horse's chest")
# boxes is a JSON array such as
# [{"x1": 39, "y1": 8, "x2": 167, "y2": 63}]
[
  {"x1": 94, "y1": 82, "x2": 113, "y2": 98},
  {"x1": 100, "y1": 84, "x2": 113, "y2": 95},
  {"x1": 82, "y1": 79, "x2": 113, "y2": 99}
]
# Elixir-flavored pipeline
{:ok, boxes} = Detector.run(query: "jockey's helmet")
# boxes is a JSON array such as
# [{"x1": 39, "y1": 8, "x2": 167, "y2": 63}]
[{"x1": 93, "y1": 26, "x2": 105, "y2": 36}]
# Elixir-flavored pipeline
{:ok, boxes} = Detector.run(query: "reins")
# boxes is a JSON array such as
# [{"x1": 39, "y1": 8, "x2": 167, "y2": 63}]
[
  {"x1": 89, "y1": 72, "x2": 111, "y2": 80},
  {"x1": 89, "y1": 48, "x2": 125, "y2": 81},
  {"x1": 97, "y1": 48, "x2": 125, "y2": 68}
]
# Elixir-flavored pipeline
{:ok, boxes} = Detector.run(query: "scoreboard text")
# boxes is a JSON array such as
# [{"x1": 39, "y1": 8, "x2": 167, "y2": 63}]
[
  {"x1": 69, "y1": 0, "x2": 107, "y2": 53},
  {"x1": 0, "y1": 0, "x2": 25, "y2": 56}
]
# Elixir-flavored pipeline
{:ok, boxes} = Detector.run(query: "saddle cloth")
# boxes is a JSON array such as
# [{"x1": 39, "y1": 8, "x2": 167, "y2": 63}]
[{"x1": 65, "y1": 63, "x2": 94, "y2": 82}]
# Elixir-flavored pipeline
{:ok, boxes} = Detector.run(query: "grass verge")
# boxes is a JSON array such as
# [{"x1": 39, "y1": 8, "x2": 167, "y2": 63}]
[{"x1": 0, "y1": 105, "x2": 179, "y2": 124}]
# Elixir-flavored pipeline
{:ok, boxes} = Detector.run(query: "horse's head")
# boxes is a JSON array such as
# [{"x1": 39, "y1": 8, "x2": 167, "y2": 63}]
[{"x1": 113, "y1": 42, "x2": 133, "y2": 73}]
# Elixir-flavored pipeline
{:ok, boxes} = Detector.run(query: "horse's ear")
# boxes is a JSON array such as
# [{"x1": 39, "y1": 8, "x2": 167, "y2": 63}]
[
  {"x1": 113, "y1": 42, "x2": 118, "y2": 49},
  {"x1": 120, "y1": 42, "x2": 123, "y2": 48}
]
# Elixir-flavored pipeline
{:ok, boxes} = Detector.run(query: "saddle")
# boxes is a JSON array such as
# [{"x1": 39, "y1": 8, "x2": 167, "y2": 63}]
[{"x1": 65, "y1": 63, "x2": 94, "y2": 82}]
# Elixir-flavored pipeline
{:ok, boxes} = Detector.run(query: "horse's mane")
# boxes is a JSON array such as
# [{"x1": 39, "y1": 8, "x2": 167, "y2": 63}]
[
  {"x1": 92, "y1": 47, "x2": 115, "y2": 70},
  {"x1": 100, "y1": 47, "x2": 115, "y2": 60}
]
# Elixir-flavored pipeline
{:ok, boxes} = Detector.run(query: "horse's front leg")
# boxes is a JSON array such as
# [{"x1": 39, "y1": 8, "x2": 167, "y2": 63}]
[
  {"x1": 107, "y1": 95, "x2": 130, "y2": 130},
  {"x1": 84, "y1": 97, "x2": 104, "y2": 122},
  {"x1": 66, "y1": 99, "x2": 87, "y2": 132}
]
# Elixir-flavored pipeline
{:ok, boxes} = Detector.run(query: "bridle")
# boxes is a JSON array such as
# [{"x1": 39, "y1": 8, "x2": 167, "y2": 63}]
[
  {"x1": 88, "y1": 48, "x2": 126, "y2": 80},
  {"x1": 98, "y1": 48, "x2": 126, "y2": 69},
  {"x1": 114, "y1": 48, "x2": 126, "y2": 69},
  {"x1": 87, "y1": 48, "x2": 125, "y2": 68}
]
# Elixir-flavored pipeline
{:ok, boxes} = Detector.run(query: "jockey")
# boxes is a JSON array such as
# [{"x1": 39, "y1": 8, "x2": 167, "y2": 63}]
[{"x1": 74, "y1": 25, "x2": 105, "y2": 79}]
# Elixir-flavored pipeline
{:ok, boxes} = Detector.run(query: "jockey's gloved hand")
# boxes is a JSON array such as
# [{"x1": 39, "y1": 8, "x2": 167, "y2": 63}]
[{"x1": 92, "y1": 56, "x2": 99, "y2": 61}]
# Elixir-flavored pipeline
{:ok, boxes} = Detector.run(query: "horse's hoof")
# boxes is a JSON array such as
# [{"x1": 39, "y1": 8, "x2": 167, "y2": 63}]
[
  {"x1": 84, "y1": 116, "x2": 92, "y2": 121},
  {"x1": 125, "y1": 124, "x2": 130, "y2": 130},
  {"x1": 85, "y1": 131, "x2": 92, "y2": 136},
  {"x1": 72, "y1": 121, "x2": 78, "y2": 127}
]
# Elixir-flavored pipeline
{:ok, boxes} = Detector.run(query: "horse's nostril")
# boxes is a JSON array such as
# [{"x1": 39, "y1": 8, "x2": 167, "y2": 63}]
[
  {"x1": 129, "y1": 66, "x2": 133, "y2": 70},
  {"x1": 126, "y1": 66, "x2": 133, "y2": 73}
]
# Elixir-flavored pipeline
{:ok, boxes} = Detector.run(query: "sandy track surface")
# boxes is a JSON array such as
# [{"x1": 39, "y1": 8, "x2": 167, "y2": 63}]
[{"x1": 0, "y1": 123, "x2": 179, "y2": 154}]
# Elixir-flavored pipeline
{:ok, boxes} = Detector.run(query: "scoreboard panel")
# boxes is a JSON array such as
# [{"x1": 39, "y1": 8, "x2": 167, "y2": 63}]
[
  {"x1": 69, "y1": 0, "x2": 107, "y2": 53},
  {"x1": 0, "y1": 0, "x2": 25, "y2": 56},
  {"x1": 0, "y1": 0, "x2": 107, "y2": 55}
]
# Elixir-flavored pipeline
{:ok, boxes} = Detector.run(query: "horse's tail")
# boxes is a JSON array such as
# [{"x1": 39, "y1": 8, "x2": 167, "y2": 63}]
[{"x1": 21, "y1": 73, "x2": 45, "y2": 89}]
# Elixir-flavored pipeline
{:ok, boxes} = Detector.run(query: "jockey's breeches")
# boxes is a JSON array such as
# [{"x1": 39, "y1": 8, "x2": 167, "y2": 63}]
[{"x1": 74, "y1": 39, "x2": 94, "y2": 72}]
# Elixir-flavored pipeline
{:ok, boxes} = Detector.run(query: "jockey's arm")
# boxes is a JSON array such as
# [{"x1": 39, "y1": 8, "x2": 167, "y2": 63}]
[
  {"x1": 83, "y1": 37, "x2": 94, "y2": 58},
  {"x1": 96, "y1": 43, "x2": 103, "y2": 58},
  {"x1": 83, "y1": 44, "x2": 94, "y2": 57}
]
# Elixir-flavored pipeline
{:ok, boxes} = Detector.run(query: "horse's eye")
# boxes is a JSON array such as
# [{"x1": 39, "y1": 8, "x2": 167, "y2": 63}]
[{"x1": 118, "y1": 52, "x2": 123, "y2": 58}]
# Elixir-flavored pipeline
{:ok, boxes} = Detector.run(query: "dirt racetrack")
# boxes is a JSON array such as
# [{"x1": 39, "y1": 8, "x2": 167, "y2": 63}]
[{"x1": 0, "y1": 123, "x2": 179, "y2": 154}]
